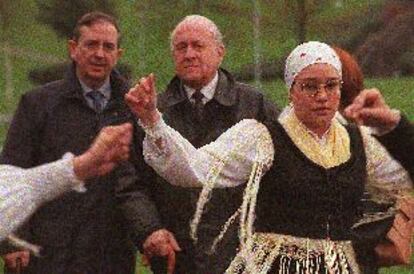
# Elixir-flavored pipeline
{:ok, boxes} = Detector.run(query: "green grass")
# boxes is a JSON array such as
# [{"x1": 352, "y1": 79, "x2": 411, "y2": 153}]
[{"x1": 1, "y1": 0, "x2": 413, "y2": 273}]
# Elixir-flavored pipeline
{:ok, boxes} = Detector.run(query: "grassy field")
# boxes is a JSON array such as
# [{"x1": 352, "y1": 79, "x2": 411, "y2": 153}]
[{"x1": 1, "y1": 0, "x2": 413, "y2": 273}]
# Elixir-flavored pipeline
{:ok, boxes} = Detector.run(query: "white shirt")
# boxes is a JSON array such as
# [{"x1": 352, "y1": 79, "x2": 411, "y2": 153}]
[
  {"x1": 184, "y1": 72, "x2": 219, "y2": 105},
  {"x1": 0, "y1": 154, "x2": 84, "y2": 242},
  {"x1": 79, "y1": 78, "x2": 111, "y2": 110}
]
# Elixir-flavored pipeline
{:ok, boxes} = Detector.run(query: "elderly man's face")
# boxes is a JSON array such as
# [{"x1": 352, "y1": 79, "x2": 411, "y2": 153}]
[
  {"x1": 69, "y1": 21, "x2": 122, "y2": 89},
  {"x1": 172, "y1": 24, "x2": 225, "y2": 89}
]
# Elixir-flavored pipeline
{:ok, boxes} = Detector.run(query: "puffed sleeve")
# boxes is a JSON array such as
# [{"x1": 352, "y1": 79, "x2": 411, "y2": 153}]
[
  {"x1": 0, "y1": 154, "x2": 84, "y2": 242},
  {"x1": 141, "y1": 117, "x2": 274, "y2": 188},
  {"x1": 362, "y1": 127, "x2": 413, "y2": 203}
]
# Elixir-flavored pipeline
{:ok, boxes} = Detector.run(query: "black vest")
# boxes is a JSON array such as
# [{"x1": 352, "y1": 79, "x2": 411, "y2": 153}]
[{"x1": 255, "y1": 121, "x2": 367, "y2": 241}]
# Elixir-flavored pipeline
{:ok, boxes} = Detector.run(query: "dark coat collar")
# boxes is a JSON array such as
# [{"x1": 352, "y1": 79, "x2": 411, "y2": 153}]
[
  {"x1": 61, "y1": 62, "x2": 129, "y2": 101},
  {"x1": 162, "y1": 68, "x2": 237, "y2": 108}
]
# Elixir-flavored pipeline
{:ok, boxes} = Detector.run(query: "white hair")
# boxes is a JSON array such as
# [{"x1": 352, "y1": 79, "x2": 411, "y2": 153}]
[{"x1": 170, "y1": 15, "x2": 224, "y2": 50}]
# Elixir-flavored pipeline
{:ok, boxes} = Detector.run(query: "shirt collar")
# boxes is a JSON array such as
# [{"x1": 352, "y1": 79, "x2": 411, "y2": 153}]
[
  {"x1": 79, "y1": 77, "x2": 111, "y2": 100},
  {"x1": 184, "y1": 72, "x2": 219, "y2": 104}
]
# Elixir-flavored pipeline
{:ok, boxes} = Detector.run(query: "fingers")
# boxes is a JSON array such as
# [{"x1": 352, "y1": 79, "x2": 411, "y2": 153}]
[
  {"x1": 141, "y1": 254, "x2": 150, "y2": 266},
  {"x1": 344, "y1": 88, "x2": 382, "y2": 119},
  {"x1": 167, "y1": 248, "x2": 176, "y2": 274},
  {"x1": 391, "y1": 213, "x2": 412, "y2": 239},
  {"x1": 167, "y1": 232, "x2": 182, "y2": 252},
  {"x1": 3, "y1": 251, "x2": 30, "y2": 270},
  {"x1": 398, "y1": 198, "x2": 414, "y2": 221}
]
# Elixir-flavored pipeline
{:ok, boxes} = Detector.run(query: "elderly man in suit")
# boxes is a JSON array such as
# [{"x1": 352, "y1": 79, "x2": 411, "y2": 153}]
[{"x1": 118, "y1": 15, "x2": 280, "y2": 274}]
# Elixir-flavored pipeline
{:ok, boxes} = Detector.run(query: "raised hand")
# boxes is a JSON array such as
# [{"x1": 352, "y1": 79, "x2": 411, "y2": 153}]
[
  {"x1": 125, "y1": 73, "x2": 160, "y2": 127},
  {"x1": 73, "y1": 123, "x2": 133, "y2": 180},
  {"x1": 344, "y1": 88, "x2": 400, "y2": 132}
]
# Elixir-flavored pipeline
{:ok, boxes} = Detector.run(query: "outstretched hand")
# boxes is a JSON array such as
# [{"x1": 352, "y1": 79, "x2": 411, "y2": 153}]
[
  {"x1": 344, "y1": 88, "x2": 400, "y2": 132},
  {"x1": 125, "y1": 73, "x2": 160, "y2": 127},
  {"x1": 73, "y1": 123, "x2": 133, "y2": 180}
]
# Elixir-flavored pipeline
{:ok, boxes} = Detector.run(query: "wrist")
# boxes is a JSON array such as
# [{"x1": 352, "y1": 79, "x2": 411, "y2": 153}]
[
  {"x1": 73, "y1": 153, "x2": 91, "y2": 181},
  {"x1": 389, "y1": 109, "x2": 401, "y2": 128},
  {"x1": 141, "y1": 110, "x2": 161, "y2": 128}
]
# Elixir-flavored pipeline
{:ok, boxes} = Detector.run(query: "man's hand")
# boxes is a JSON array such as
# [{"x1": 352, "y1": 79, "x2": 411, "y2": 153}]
[
  {"x1": 125, "y1": 73, "x2": 160, "y2": 127},
  {"x1": 344, "y1": 88, "x2": 401, "y2": 132},
  {"x1": 2, "y1": 250, "x2": 30, "y2": 272},
  {"x1": 73, "y1": 123, "x2": 133, "y2": 181},
  {"x1": 375, "y1": 197, "x2": 414, "y2": 266},
  {"x1": 143, "y1": 229, "x2": 181, "y2": 274}
]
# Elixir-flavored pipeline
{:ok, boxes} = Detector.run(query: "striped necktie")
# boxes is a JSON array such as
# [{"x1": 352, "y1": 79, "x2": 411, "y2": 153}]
[
  {"x1": 192, "y1": 90, "x2": 204, "y2": 121},
  {"x1": 87, "y1": 90, "x2": 105, "y2": 113}
]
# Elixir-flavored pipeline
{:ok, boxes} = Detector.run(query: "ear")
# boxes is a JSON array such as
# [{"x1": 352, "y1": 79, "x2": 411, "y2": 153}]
[
  {"x1": 68, "y1": 40, "x2": 78, "y2": 60},
  {"x1": 116, "y1": 48, "x2": 124, "y2": 60},
  {"x1": 217, "y1": 45, "x2": 226, "y2": 59}
]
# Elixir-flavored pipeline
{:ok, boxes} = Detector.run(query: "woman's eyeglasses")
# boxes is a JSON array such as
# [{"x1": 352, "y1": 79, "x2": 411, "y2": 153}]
[{"x1": 294, "y1": 79, "x2": 343, "y2": 96}]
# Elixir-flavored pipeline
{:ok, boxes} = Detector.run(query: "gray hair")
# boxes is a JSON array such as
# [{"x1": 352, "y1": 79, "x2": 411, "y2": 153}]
[{"x1": 170, "y1": 15, "x2": 224, "y2": 51}]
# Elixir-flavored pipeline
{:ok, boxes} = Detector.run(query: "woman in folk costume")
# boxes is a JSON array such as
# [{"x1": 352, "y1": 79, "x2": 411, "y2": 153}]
[{"x1": 126, "y1": 42, "x2": 413, "y2": 273}]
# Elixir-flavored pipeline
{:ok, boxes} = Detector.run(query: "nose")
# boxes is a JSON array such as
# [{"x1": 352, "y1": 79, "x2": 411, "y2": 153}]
[
  {"x1": 184, "y1": 46, "x2": 197, "y2": 59},
  {"x1": 94, "y1": 46, "x2": 105, "y2": 58},
  {"x1": 313, "y1": 87, "x2": 329, "y2": 101}
]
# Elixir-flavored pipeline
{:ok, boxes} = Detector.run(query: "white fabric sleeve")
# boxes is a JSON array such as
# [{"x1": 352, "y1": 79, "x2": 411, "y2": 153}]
[
  {"x1": 142, "y1": 118, "x2": 274, "y2": 188},
  {"x1": 362, "y1": 126, "x2": 413, "y2": 202},
  {"x1": 0, "y1": 153, "x2": 85, "y2": 241}
]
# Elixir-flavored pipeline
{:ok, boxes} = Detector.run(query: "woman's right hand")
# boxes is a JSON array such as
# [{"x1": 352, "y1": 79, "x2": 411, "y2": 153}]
[{"x1": 125, "y1": 73, "x2": 160, "y2": 127}]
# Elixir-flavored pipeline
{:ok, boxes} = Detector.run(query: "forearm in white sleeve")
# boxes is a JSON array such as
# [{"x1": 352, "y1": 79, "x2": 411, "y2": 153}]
[
  {"x1": 142, "y1": 117, "x2": 274, "y2": 188},
  {"x1": 0, "y1": 153, "x2": 85, "y2": 241}
]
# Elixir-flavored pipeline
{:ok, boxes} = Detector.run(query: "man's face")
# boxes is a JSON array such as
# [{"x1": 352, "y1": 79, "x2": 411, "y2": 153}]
[
  {"x1": 290, "y1": 63, "x2": 341, "y2": 135},
  {"x1": 69, "y1": 21, "x2": 122, "y2": 88},
  {"x1": 172, "y1": 24, "x2": 225, "y2": 89}
]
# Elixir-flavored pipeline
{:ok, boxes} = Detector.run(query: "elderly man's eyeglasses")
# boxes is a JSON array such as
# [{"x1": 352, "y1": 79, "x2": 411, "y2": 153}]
[{"x1": 294, "y1": 79, "x2": 343, "y2": 96}]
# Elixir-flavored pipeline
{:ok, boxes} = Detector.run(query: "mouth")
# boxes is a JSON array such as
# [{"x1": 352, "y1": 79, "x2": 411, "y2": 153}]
[
  {"x1": 184, "y1": 64, "x2": 199, "y2": 69},
  {"x1": 312, "y1": 107, "x2": 331, "y2": 115}
]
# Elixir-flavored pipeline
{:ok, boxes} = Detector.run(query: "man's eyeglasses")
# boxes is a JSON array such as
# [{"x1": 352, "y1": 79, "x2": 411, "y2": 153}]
[{"x1": 294, "y1": 79, "x2": 343, "y2": 96}]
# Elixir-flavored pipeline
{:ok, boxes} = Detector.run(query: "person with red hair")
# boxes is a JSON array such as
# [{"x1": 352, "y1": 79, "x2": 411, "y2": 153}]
[
  {"x1": 333, "y1": 46, "x2": 414, "y2": 267},
  {"x1": 331, "y1": 46, "x2": 365, "y2": 112}
]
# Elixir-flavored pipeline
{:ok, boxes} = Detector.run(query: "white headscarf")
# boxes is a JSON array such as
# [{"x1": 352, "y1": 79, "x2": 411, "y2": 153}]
[{"x1": 284, "y1": 41, "x2": 342, "y2": 89}]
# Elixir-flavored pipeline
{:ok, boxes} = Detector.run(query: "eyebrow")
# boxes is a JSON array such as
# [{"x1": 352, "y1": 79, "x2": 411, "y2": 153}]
[{"x1": 296, "y1": 77, "x2": 340, "y2": 81}]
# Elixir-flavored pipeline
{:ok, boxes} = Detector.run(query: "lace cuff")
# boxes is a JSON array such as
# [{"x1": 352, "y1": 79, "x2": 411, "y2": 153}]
[{"x1": 62, "y1": 153, "x2": 86, "y2": 193}]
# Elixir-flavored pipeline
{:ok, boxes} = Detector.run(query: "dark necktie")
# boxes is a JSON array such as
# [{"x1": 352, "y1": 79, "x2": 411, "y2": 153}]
[
  {"x1": 87, "y1": 90, "x2": 105, "y2": 113},
  {"x1": 192, "y1": 91, "x2": 204, "y2": 122}
]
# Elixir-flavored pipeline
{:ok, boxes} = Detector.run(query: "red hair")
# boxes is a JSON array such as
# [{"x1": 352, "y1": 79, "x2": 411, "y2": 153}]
[{"x1": 332, "y1": 46, "x2": 364, "y2": 110}]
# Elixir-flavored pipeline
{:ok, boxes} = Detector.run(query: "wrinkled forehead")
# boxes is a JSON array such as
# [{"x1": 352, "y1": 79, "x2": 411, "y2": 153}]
[
  {"x1": 78, "y1": 22, "x2": 120, "y2": 42},
  {"x1": 172, "y1": 23, "x2": 215, "y2": 43}
]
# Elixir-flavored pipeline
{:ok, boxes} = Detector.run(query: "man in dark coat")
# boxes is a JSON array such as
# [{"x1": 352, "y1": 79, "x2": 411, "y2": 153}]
[
  {"x1": 117, "y1": 15, "x2": 280, "y2": 273},
  {"x1": 345, "y1": 88, "x2": 414, "y2": 267},
  {"x1": 0, "y1": 12, "x2": 138, "y2": 273}
]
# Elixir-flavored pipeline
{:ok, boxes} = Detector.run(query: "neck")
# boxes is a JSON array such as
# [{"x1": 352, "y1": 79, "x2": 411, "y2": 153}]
[
  {"x1": 76, "y1": 72, "x2": 107, "y2": 90},
  {"x1": 182, "y1": 72, "x2": 218, "y2": 90},
  {"x1": 309, "y1": 126, "x2": 330, "y2": 139},
  {"x1": 183, "y1": 80, "x2": 205, "y2": 90}
]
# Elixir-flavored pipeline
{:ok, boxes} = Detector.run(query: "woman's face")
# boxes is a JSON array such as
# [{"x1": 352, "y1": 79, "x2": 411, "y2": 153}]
[{"x1": 290, "y1": 63, "x2": 341, "y2": 136}]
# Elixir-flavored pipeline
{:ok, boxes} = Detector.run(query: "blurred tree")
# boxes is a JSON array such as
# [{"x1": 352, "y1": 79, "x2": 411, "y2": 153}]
[
  {"x1": 35, "y1": 0, "x2": 117, "y2": 39},
  {"x1": 356, "y1": 4, "x2": 414, "y2": 77},
  {"x1": 0, "y1": 0, "x2": 18, "y2": 107},
  {"x1": 283, "y1": 0, "x2": 329, "y2": 43}
]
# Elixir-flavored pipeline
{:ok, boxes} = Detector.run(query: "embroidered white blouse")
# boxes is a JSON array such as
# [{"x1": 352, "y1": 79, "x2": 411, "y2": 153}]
[
  {"x1": 142, "y1": 111, "x2": 412, "y2": 195},
  {"x1": 0, "y1": 153, "x2": 84, "y2": 242}
]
